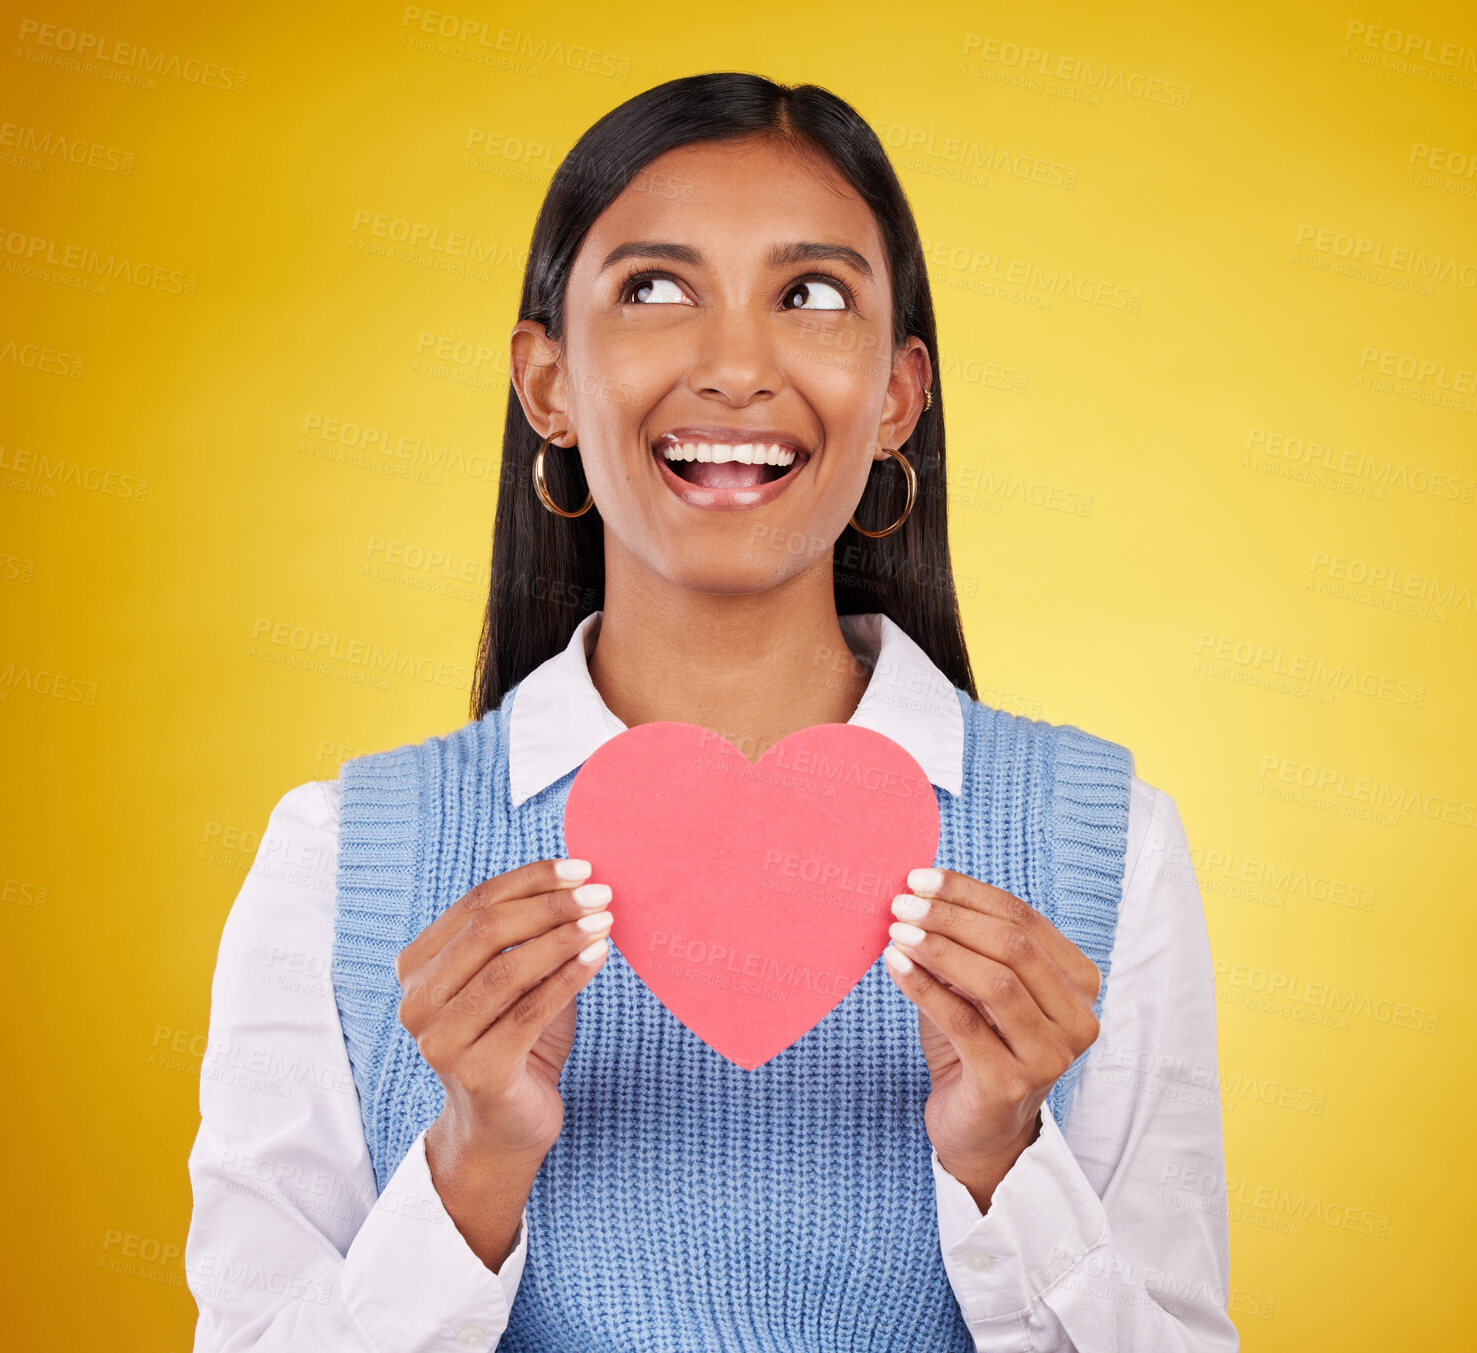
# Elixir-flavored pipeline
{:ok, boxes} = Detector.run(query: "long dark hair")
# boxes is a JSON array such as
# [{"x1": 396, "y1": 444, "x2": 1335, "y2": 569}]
[{"x1": 472, "y1": 71, "x2": 976, "y2": 719}]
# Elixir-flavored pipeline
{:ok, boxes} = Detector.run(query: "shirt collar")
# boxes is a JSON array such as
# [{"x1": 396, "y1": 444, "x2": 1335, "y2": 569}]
[{"x1": 507, "y1": 610, "x2": 964, "y2": 806}]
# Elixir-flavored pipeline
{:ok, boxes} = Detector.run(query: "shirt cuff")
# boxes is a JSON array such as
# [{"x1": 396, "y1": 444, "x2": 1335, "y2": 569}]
[
  {"x1": 932, "y1": 1100, "x2": 1108, "y2": 1321},
  {"x1": 341, "y1": 1127, "x2": 529, "y2": 1351}
]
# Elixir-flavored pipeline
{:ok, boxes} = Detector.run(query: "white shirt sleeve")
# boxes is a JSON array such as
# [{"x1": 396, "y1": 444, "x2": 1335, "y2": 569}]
[
  {"x1": 186, "y1": 779, "x2": 529, "y2": 1352},
  {"x1": 931, "y1": 776, "x2": 1241, "y2": 1351}
]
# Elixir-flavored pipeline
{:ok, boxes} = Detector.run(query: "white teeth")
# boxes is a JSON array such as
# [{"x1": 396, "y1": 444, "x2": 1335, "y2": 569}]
[{"x1": 659, "y1": 441, "x2": 796, "y2": 466}]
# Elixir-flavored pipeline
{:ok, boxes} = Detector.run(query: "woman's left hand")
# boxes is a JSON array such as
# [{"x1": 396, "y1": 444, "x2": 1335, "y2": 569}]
[{"x1": 883, "y1": 866, "x2": 1104, "y2": 1207}]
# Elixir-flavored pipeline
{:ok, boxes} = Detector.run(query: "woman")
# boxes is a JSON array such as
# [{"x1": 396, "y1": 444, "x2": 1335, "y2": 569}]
[{"x1": 187, "y1": 72, "x2": 1238, "y2": 1351}]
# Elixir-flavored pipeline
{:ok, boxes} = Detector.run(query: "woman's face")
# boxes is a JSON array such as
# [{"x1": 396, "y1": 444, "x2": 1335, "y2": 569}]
[{"x1": 512, "y1": 133, "x2": 930, "y2": 597}]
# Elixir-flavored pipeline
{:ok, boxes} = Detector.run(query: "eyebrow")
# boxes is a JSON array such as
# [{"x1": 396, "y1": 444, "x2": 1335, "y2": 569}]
[{"x1": 598, "y1": 239, "x2": 874, "y2": 279}]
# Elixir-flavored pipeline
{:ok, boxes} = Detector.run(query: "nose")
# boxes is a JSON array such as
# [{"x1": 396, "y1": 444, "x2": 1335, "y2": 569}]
[{"x1": 685, "y1": 305, "x2": 782, "y2": 405}]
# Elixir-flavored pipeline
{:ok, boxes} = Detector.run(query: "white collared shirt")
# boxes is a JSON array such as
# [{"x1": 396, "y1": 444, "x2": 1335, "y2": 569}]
[{"x1": 186, "y1": 611, "x2": 1239, "y2": 1351}]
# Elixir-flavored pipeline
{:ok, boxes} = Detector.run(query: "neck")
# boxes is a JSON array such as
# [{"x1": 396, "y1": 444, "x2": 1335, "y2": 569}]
[{"x1": 588, "y1": 554, "x2": 872, "y2": 763}]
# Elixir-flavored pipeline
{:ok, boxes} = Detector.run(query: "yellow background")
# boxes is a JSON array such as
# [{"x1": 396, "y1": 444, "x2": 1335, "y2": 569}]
[{"x1": 3, "y1": 1, "x2": 1473, "y2": 1347}]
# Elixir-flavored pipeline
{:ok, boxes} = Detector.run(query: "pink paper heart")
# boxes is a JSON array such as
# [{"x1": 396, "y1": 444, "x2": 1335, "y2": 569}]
[{"x1": 563, "y1": 721, "x2": 941, "y2": 1069}]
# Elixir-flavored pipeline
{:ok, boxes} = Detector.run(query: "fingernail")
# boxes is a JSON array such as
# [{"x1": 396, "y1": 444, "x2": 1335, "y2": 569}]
[
  {"x1": 572, "y1": 882, "x2": 612, "y2": 909},
  {"x1": 578, "y1": 937, "x2": 608, "y2": 964},
  {"x1": 891, "y1": 893, "x2": 930, "y2": 922},
  {"x1": 883, "y1": 944, "x2": 913, "y2": 974},
  {"x1": 576, "y1": 910, "x2": 614, "y2": 934},
  {"x1": 889, "y1": 920, "x2": 926, "y2": 947},
  {"x1": 907, "y1": 868, "x2": 943, "y2": 896},
  {"x1": 556, "y1": 859, "x2": 593, "y2": 881}
]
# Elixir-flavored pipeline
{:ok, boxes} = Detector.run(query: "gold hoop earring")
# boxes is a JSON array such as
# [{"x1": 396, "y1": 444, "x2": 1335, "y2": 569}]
[
  {"x1": 848, "y1": 446, "x2": 918, "y2": 538},
  {"x1": 532, "y1": 430, "x2": 593, "y2": 517}
]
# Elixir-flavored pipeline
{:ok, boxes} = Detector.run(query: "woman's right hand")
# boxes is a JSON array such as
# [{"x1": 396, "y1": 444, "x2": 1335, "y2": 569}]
[{"x1": 395, "y1": 858, "x2": 611, "y2": 1199}]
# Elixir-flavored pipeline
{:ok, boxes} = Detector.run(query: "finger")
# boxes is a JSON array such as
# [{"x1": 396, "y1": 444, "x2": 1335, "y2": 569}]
[
  {"x1": 410, "y1": 910, "x2": 613, "y2": 1064},
  {"x1": 395, "y1": 857, "x2": 594, "y2": 982},
  {"x1": 463, "y1": 939, "x2": 609, "y2": 1079},
  {"x1": 888, "y1": 925, "x2": 1091, "y2": 1077},
  {"x1": 404, "y1": 878, "x2": 611, "y2": 1025},
  {"x1": 906, "y1": 868, "x2": 1102, "y2": 1002},
  {"x1": 889, "y1": 890, "x2": 1088, "y2": 1022},
  {"x1": 883, "y1": 943, "x2": 1014, "y2": 1080}
]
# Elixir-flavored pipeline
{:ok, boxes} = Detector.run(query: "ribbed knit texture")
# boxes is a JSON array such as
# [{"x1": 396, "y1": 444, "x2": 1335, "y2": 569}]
[{"x1": 332, "y1": 682, "x2": 1134, "y2": 1351}]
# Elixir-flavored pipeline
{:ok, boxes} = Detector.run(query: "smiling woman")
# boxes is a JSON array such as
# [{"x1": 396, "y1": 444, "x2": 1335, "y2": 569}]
[
  {"x1": 483, "y1": 85, "x2": 955, "y2": 711},
  {"x1": 186, "y1": 71, "x2": 1239, "y2": 1353}
]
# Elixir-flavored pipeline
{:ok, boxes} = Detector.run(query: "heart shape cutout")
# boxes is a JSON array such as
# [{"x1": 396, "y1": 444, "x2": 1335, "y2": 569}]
[{"x1": 564, "y1": 721, "x2": 941, "y2": 1069}]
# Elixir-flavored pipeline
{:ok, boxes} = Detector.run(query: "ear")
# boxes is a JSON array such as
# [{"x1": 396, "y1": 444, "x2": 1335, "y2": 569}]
[
  {"x1": 510, "y1": 320, "x2": 576, "y2": 446},
  {"x1": 875, "y1": 336, "x2": 933, "y2": 459}
]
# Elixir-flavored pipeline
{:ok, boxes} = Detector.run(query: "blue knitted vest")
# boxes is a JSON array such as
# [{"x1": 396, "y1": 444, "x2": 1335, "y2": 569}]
[{"x1": 332, "y1": 682, "x2": 1133, "y2": 1351}]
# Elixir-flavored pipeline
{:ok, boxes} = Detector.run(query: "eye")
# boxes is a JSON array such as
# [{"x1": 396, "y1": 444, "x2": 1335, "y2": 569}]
[
  {"x1": 784, "y1": 275, "x2": 852, "y2": 311},
  {"x1": 618, "y1": 268, "x2": 691, "y2": 305}
]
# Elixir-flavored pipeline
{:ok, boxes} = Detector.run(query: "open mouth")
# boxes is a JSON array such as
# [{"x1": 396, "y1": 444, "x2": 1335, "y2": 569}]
[{"x1": 652, "y1": 438, "x2": 810, "y2": 489}]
